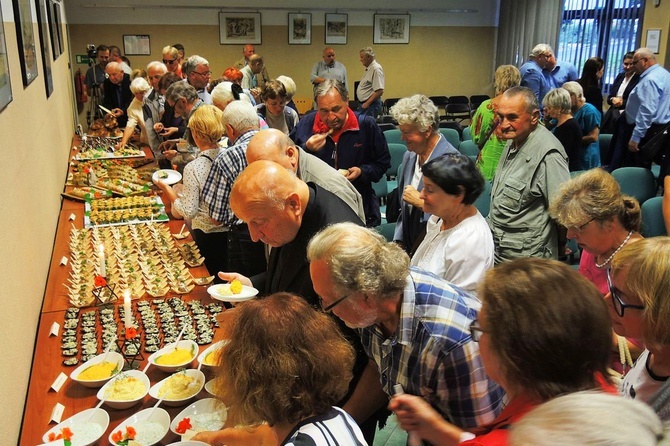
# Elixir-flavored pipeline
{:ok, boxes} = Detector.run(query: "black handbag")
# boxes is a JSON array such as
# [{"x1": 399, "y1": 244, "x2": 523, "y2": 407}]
[{"x1": 641, "y1": 122, "x2": 670, "y2": 164}]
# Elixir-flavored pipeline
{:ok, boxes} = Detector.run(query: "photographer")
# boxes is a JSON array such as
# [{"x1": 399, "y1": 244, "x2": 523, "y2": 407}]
[{"x1": 84, "y1": 44, "x2": 109, "y2": 98}]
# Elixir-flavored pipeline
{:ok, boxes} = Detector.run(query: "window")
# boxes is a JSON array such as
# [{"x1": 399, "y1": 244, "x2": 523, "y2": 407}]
[{"x1": 557, "y1": 0, "x2": 643, "y2": 88}]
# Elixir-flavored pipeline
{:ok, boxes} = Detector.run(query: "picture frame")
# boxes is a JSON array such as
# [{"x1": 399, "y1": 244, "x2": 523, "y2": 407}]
[
  {"x1": 0, "y1": 6, "x2": 13, "y2": 112},
  {"x1": 123, "y1": 34, "x2": 151, "y2": 55},
  {"x1": 219, "y1": 12, "x2": 262, "y2": 45},
  {"x1": 12, "y1": 0, "x2": 39, "y2": 86},
  {"x1": 646, "y1": 29, "x2": 661, "y2": 54},
  {"x1": 46, "y1": 0, "x2": 61, "y2": 60},
  {"x1": 325, "y1": 13, "x2": 348, "y2": 45},
  {"x1": 34, "y1": 0, "x2": 53, "y2": 97},
  {"x1": 51, "y1": 0, "x2": 63, "y2": 57},
  {"x1": 288, "y1": 13, "x2": 311, "y2": 45},
  {"x1": 373, "y1": 13, "x2": 410, "y2": 44}
]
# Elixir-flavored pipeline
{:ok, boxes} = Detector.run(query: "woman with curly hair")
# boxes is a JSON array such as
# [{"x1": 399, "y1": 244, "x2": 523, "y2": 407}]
[{"x1": 194, "y1": 292, "x2": 367, "y2": 446}]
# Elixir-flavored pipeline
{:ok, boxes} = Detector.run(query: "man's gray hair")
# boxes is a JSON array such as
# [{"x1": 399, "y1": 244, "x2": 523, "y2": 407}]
[
  {"x1": 562, "y1": 81, "x2": 584, "y2": 101},
  {"x1": 635, "y1": 47, "x2": 656, "y2": 61},
  {"x1": 390, "y1": 94, "x2": 439, "y2": 133},
  {"x1": 306, "y1": 223, "x2": 410, "y2": 299},
  {"x1": 315, "y1": 79, "x2": 348, "y2": 102},
  {"x1": 360, "y1": 46, "x2": 375, "y2": 58},
  {"x1": 182, "y1": 55, "x2": 209, "y2": 76},
  {"x1": 530, "y1": 43, "x2": 553, "y2": 58},
  {"x1": 503, "y1": 86, "x2": 540, "y2": 115},
  {"x1": 146, "y1": 61, "x2": 167, "y2": 73},
  {"x1": 222, "y1": 100, "x2": 260, "y2": 133},
  {"x1": 166, "y1": 81, "x2": 199, "y2": 104}
]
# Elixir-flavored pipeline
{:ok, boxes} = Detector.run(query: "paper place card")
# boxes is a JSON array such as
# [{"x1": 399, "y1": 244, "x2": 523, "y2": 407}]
[
  {"x1": 50, "y1": 373, "x2": 68, "y2": 392},
  {"x1": 50, "y1": 402, "x2": 65, "y2": 424},
  {"x1": 60, "y1": 256, "x2": 68, "y2": 266},
  {"x1": 68, "y1": 213, "x2": 76, "y2": 221},
  {"x1": 49, "y1": 322, "x2": 60, "y2": 337}
]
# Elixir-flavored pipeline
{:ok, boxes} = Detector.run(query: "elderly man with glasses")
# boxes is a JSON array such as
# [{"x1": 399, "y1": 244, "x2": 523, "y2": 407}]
[
  {"x1": 520, "y1": 43, "x2": 553, "y2": 105},
  {"x1": 306, "y1": 222, "x2": 505, "y2": 433},
  {"x1": 183, "y1": 55, "x2": 212, "y2": 105}
]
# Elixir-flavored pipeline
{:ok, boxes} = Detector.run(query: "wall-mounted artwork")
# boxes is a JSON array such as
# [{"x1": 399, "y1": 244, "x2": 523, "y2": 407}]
[
  {"x1": 288, "y1": 13, "x2": 311, "y2": 45},
  {"x1": 325, "y1": 13, "x2": 347, "y2": 45},
  {"x1": 123, "y1": 35, "x2": 151, "y2": 55},
  {"x1": 35, "y1": 0, "x2": 53, "y2": 97},
  {"x1": 46, "y1": 0, "x2": 61, "y2": 59},
  {"x1": 219, "y1": 12, "x2": 262, "y2": 45},
  {"x1": 373, "y1": 14, "x2": 411, "y2": 44},
  {"x1": 0, "y1": 6, "x2": 13, "y2": 111},
  {"x1": 12, "y1": 0, "x2": 39, "y2": 86}
]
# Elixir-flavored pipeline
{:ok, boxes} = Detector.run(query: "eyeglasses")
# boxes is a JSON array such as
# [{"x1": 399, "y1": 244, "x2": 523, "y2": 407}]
[
  {"x1": 572, "y1": 217, "x2": 595, "y2": 233},
  {"x1": 319, "y1": 292, "x2": 352, "y2": 312},
  {"x1": 632, "y1": 57, "x2": 646, "y2": 65},
  {"x1": 192, "y1": 71, "x2": 211, "y2": 77},
  {"x1": 606, "y1": 268, "x2": 645, "y2": 317},
  {"x1": 469, "y1": 319, "x2": 487, "y2": 342}
]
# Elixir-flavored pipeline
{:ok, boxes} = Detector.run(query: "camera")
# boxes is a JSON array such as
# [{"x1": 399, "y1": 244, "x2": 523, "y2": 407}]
[{"x1": 87, "y1": 44, "x2": 97, "y2": 59}]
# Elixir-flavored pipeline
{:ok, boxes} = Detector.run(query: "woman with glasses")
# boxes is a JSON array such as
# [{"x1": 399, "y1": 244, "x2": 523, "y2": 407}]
[
  {"x1": 162, "y1": 45, "x2": 183, "y2": 78},
  {"x1": 256, "y1": 79, "x2": 300, "y2": 135},
  {"x1": 550, "y1": 168, "x2": 643, "y2": 374},
  {"x1": 609, "y1": 237, "x2": 670, "y2": 420},
  {"x1": 389, "y1": 258, "x2": 613, "y2": 445}
]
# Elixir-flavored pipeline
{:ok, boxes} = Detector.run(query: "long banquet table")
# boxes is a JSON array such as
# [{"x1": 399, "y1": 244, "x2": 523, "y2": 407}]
[{"x1": 19, "y1": 137, "x2": 228, "y2": 446}]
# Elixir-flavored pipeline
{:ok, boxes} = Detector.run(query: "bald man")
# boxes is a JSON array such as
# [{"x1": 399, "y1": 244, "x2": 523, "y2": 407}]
[
  {"x1": 310, "y1": 46, "x2": 348, "y2": 94},
  {"x1": 233, "y1": 44, "x2": 270, "y2": 89},
  {"x1": 102, "y1": 61, "x2": 132, "y2": 127},
  {"x1": 246, "y1": 129, "x2": 365, "y2": 222},
  {"x1": 220, "y1": 160, "x2": 388, "y2": 443}
]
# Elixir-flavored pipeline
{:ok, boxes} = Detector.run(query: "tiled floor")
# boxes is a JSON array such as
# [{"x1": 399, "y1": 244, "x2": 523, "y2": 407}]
[{"x1": 373, "y1": 414, "x2": 408, "y2": 446}]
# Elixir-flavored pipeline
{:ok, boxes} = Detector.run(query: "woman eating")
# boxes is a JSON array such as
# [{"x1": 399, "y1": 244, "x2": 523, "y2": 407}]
[
  {"x1": 410, "y1": 153, "x2": 492, "y2": 294},
  {"x1": 389, "y1": 258, "x2": 613, "y2": 445},
  {"x1": 389, "y1": 94, "x2": 458, "y2": 252}
]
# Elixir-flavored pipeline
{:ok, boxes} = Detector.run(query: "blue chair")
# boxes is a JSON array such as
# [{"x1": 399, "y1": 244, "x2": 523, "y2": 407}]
[
  {"x1": 387, "y1": 143, "x2": 407, "y2": 178},
  {"x1": 375, "y1": 222, "x2": 396, "y2": 242},
  {"x1": 439, "y1": 128, "x2": 461, "y2": 149},
  {"x1": 462, "y1": 126, "x2": 471, "y2": 141},
  {"x1": 458, "y1": 140, "x2": 480, "y2": 158},
  {"x1": 641, "y1": 196, "x2": 667, "y2": 237},
  {"x1": 474, "y1": 180, "x2": 492, "y2": 218},
  {"x1": 611, "y1": 167, "x2": 657, "y2": 205},
  {"x1": 383, "y1": 129, "x2": 404, "y2": 145},
  {"x1": 372, "y1": 175, "x2": 388, "y2": 201}
]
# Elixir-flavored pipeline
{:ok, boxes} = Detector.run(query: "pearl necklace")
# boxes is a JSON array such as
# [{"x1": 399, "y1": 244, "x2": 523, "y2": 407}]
[{"x1": 595, "y1": 230, "x2": 633, "y2": 269}]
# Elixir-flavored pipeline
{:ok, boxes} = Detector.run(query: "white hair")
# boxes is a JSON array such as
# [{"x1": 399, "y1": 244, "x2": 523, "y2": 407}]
[
  {"x1": 276, "y1": 75, "x2": 296, "y2": 99},
  {"x1": 129, "y1": 76, "x2": 150, "y2": 94},
  {"x1": 146, "y1": 60, "x2": 167, "y2": 73},
  {"x1": 562, "y1": 81, "x2": 584, "y2": 101},
  {"x1": 530, "y1": 43, "x2": 553, "y2": 57},
  {"x1": 211, "y1": 81, "x2": 236, "y2": 108},
  {"x1": 222, "y1": 101, "x2": 260, "y2": 132}
]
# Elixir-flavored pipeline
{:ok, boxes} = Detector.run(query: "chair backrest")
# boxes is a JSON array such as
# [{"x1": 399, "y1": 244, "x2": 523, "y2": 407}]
[
  {"x1": 445, "y1": 103, "x2": 471, "y2": 122},
  {"x1": 375, "y1": 222, "x2": 397, "y2": 242},
  {"x1": 474, "y1": 180, "x2": 492, "y2": 218},
  {"x1": 611, "y1": 167, "x2": 657, "y2": 205},
  {"x1": 378, "y1": 114, "x2": 398, "y2": 124},
  {"x1": 292, "y1": 96, "x2": 313, "y2": 115},
  {"x1": 429, "y1": 95, "x2": 449, "y2": 106},
  {"x1": 462, "y1": 126, "x2": 471, "y2": 141},
  {"x1": 458, "y1": 140, "x2": 480, "y2": 157},
  {"x1": 383, "y1": 98, "x2": 400, "y2": 114},
  {"x1": 383, "y1": 128, "x2": 404, "y2": 145},
  {"x1": 439, "y1": 128, "x2": 461, "y2": 148},
  {"x1": 372, "y1": 175, "x2": 388, "y2": 200},
  {"x1": 438, "y1": 120, "x2": 463, "y2": 138},
  {"x1": 470, "y1": 94, "x2": 491, "y2": 109},
  {"x1": 641, "y1": 196, "x2": 667, "y2": 237},
  {"x1": 378, "y1": 123, "x2": 396, "y2": 132},
  {"x1": 599, "y1": 133, "x2": 613, "y2": 165},
  {"x1": 448, "y1": 95, "x2": 469, "y2": 104},
  {"x1": 387, "y1": 143, "x2": 408, "y2": 178}
]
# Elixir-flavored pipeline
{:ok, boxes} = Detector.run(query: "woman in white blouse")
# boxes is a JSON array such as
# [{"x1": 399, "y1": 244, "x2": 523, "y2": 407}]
[
  {"x1": 116, "y1": 76, "x2": 151, "y2": 149},
  {"x1": 153, "y1": 104, "x2": 227, "y2": 277},
  {"x1": 411, "y1": 153, "x2": 494, "y2": 294}
]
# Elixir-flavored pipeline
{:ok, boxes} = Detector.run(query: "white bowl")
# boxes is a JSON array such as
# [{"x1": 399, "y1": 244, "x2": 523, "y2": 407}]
[
  {"x1": 166, "y1": 442, "x2": 210, "y2": 446},
  {"x1": 108, "y1": 407, "x2": 171, "y2": 446},
  {"x1": 148, "y1": 340, "x2": 199, "y2": 373},
  {"x1": 43, "y1": 408, "x2": 109, "y2": 446},
  {"x1": 196, "y1": 340, "x2": 228, "y2": 370},
  {"x1": 149, "y1": 369, "x2": 205, "y2": 407},
  {"x1": 97, "y1": 370, "x2": 150, "y2": 410},
  {"x1": 203, "y1": 378, "x2": 222, "y2": 398},
  {"x1": 70, "y1": 352, "x2": 124, "y2": 388},
  {"x1": 170, "y1": 398, "x2": 227, "y2": 436},
  {"x1": 207, "y1": 284, "x2": 259, "y2": 302}
]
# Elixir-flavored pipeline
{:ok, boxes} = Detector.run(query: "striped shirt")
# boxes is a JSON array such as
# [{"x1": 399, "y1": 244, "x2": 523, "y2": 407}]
[
  {"x1": 358, "y1": 268, "x2": 505, "y2": 429},
  {"x1": 282, "y1": 407, "x2": 368, "y2": 446}
]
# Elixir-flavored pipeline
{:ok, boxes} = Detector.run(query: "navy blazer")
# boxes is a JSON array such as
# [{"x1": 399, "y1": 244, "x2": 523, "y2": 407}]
[
  {"x1": 102, "y1": 73, "x2": 133, "y2": 127},
  {"x1": 607, "y1": 72, "x2": 640, "y2": 109}
]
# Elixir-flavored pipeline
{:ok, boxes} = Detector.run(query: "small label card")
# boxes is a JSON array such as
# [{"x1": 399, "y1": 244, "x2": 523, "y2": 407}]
[
  {"x1": 60, "y1": 256, "x2": 68, "y2": 266},
  {"x1": 69, "y1": 213, "x2": 76, "y2": 221},
  {"x1": 50, "y1": 372, "x2": 68, "y2": 392},
  {"x1": 49, "y1": 322, "x2": 60, "y2": 337},
  {"x1": 50, "y1": 402, "x2": 65, "y2": 424}
]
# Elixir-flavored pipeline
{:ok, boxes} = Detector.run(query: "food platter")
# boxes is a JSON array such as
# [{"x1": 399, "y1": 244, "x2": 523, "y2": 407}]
[
  {"x1": 152, "y1": 169, "x2": 182, "y2": 185},
  {"x1": 207, "y1": 284, "x2": 259, "y2": 302},
  {"x1": 62, "y1": 186, "x2": 114, "y2": 202},
  {"x1": 84, "y1": 196, "x2": 169, "y2": 228}
]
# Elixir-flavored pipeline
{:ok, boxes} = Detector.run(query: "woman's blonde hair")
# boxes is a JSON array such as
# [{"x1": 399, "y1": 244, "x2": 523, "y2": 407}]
[
  {"x1": 187, "y1": 104, "x2": 224, "y2": 145},
  {"x1": 493, "y1": 65, "x2": 521, "y2": 95}
]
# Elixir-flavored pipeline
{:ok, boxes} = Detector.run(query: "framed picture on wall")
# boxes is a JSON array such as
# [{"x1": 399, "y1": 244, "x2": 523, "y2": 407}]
[
  {"x1": 123, "y1": 35, "x2": 151, "y2": 55},
  {"x1": 219, "y1": 12, "x2": 262, "y2": 45},
  {"x1": 12, "y1": 0, "x2": 39, "y2": 86},
  {"x1": 646, "y1": 29, "x2": 661, "y2": 54},
  {"x1": 51, "y1": 0, "x2": 63, "y2": 57},
  {"x1": 35, "y1": 0, "x2": 53, "y2": 97},
  {"x1": 373, "y1": 14, "x2": 410, "y2": 44},
  {"x1": 0, "y1": 6, "x2": 13, "y2": 111},
  {"x1": 325, "y1": 13, "x2": 348, "y2": 45},
  {"x1": 46, "y1": 0, "x2": 60, "y2": 59},
  {"x1": 288, "y1": 13, "x2": 311, "y2": 45}
]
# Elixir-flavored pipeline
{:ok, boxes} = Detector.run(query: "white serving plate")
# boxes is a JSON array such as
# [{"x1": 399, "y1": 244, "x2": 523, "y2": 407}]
[
  {"x1": 196, "y1": 340, "x2": 228, "y2": 370},
  {"x1": 149, "y1": 369, "x2": 205, "y2": 407},
  {"x1": 97, "y1": 370, "x2": 150, "y2": 410},
  {"x1": 147, "y1": 339, "x2": 199, "y2": 373},
  {"x1": 108, "y1": 407, "x2": 171, "y2": 446},
  {"x1": 206, "y1": 284, "x2": 259, "y2": 302},
  {"x1": 42, "y1": 408, "x2": 109, "y2": 446},
  {"x1": 70, "y1": 352, "x2": 124, "y2": 388},
  {"x1": 152, "y1": 169, "x2": 182, "y2": 185},
  {"x1": 170, "y1": 398, "x2": 227, "y2": 436}
]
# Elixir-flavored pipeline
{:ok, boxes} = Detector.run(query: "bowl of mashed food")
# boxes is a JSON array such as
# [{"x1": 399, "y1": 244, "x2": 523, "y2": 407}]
[
  {"x1": 43, "y1": 408, "x2": 109, "y2": 446},
  {"x1": 148, "y1": 340, "x2": 198, "y2": 373},
  {"x1": 71, "y1": 352, "x2": 124, "y2": 388},
  {"x1": 196, "y1": 340, "x2": 228, "y2": 370},
  {"x1": 149, "y1": 369, "x2": 205, "y2": 407},
  {"x1": 109, "y1": 407, "x2": 171, "y2": 446},
  {"x1": 97, "y1": 370, "x2": 150, "y2": 409},
  {"x1": 170, "y1": 398, "x2": 227, "y2": 438}
]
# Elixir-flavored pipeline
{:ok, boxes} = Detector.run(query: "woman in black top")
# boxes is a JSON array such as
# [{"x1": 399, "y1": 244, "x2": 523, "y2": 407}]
[
  {"x1": 543, "y1": 88, "x2": 584, "y2": 171},
  {"x1": 578, "y1": 57, "x2": 605, "y2": 114}
]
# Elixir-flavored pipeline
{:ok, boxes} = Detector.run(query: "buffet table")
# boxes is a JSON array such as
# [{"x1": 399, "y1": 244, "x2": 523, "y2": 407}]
[{"x1": 19, "y1": 137, "x2": 228, "y2": 446}]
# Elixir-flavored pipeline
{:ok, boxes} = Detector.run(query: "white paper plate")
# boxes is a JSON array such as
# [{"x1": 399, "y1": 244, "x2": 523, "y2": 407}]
[
  {"x1": 153, "y1": 169, "x2": 182, "y2": 185},
  {"x1": 42, "y1": 408, "x2": 109, "y2": 446},
  {"x1": 207, "y1": 284, "x2": 258, "y2": 302}
]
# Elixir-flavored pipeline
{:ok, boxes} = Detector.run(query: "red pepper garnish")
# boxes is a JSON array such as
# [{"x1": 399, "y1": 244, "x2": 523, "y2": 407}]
[
  {"x1": 126, "y1": 426, "x2": 136, "y2": 439},
  {"x1": 176, "y1": 417, "x2": 192, "y2": 434},
  {"x1": 94, "y1": 275, "x2": 107, "y2": 287},
  {"x1": 125, "y1": 327, "x2": 138, "y2": 339},
  {"x1": 111, "y1": 430, "x2": 123, "y2": 443}
]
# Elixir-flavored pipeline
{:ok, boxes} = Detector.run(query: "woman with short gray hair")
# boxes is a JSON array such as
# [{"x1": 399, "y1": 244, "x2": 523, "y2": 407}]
[
  {"x1": 116, "y1": 76, "x2": 151, "y2": 150},
  {"x1": 543, "y1": 88, "x2": 583, "y2": 171}
]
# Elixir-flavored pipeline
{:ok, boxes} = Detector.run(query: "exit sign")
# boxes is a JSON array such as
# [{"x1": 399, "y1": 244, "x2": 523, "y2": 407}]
[{"x1": 76, "y1": 55, "x2": 91, "y2": 64}]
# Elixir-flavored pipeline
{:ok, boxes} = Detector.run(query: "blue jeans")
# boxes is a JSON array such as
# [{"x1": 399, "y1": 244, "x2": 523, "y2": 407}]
[{"x1": 359, "y1": 98, "x2": 382, "y2": 119}]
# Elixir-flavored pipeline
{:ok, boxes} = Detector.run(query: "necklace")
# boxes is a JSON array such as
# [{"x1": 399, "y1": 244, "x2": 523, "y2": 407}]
[{"x1": 595, "y1": 230, "x2": 633, "y2": 269}]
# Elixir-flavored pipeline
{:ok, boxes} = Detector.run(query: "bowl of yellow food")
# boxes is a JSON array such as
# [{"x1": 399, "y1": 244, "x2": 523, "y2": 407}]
[
  {"x1": 148, "y1": 340, "x2": 199, "y2": 373},
  {"x1": 71, "y1": 352, "x2": 124, "y2": 388},
  {"x1": 97, "y1": 370, "x2": 150, "y2": 410},
  {"x1": 149, "y1": 369, "x2": 205, "y2": 407},
  {"x1": 196, "y1": 340, "x2": 228, "y2": 370},
  {"x1": 206, "y1": 280, "x2": 258, "y2": 303}
]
